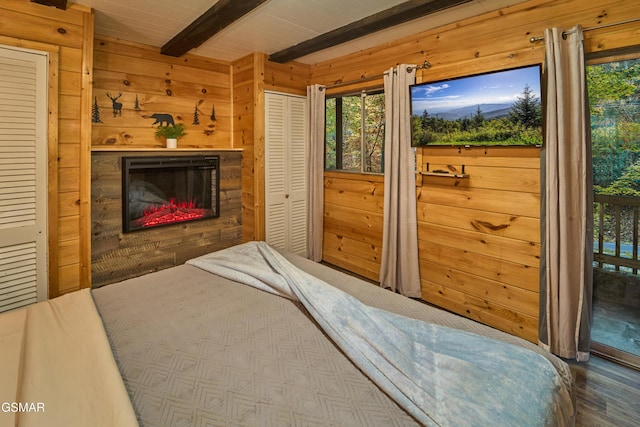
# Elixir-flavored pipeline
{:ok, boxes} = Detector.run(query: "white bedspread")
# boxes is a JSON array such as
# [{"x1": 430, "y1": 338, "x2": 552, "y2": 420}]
[{"x1": 188, "y1": 241, "x2": 575, "y2": 427}]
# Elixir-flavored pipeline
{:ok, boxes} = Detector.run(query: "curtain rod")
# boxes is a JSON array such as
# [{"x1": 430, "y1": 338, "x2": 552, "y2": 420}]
[
  {"x1": 322, "y1": 61, "x2": 431, "y2": 90},
  {"x1": 529, "y1": 17, "x2": 640, "y2": 43}
]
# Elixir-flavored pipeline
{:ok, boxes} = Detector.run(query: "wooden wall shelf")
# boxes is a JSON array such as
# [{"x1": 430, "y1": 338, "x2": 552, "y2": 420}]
[
  {"x1": 420, "y1": 171, "x2": 468, "y2": 178},
  {"x1": 421, "y1": 163, "x2": 467, "y2": 178}
]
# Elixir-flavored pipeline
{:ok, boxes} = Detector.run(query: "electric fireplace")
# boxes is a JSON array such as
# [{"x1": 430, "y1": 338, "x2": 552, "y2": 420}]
[{"x1": 122, "y1": 156, "x2": 219, "y2": 233}]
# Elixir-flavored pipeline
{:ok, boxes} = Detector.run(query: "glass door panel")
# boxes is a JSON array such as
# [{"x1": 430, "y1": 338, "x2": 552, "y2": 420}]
[{"x1": 588, "y1": 54, "x2": 640, "y2": 368}]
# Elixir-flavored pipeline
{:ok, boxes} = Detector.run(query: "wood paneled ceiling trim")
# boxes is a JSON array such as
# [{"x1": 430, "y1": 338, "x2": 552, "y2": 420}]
[
  {"x1": 268, "y1": 0, "x2": 472, "y2": 63},
  {"x1": 161, "y1": 0, "x2": 269, "y2": 57}
]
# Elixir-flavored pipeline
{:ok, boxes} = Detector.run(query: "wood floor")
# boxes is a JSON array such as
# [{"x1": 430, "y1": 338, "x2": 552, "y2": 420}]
[{"x1": 568, "y1": 355, "x2": 640, "y2": 426}]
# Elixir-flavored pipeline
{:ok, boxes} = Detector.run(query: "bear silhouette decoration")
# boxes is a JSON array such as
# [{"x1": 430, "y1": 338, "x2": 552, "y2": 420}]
[{"x1": 150, "y1": 113, "x2": 175, "y2": 127}]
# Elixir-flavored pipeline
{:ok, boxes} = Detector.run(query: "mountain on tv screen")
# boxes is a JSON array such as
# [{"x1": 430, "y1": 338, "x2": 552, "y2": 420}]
[{"x1": 410, "y1": 65, "x2": 543, "y2": 147}]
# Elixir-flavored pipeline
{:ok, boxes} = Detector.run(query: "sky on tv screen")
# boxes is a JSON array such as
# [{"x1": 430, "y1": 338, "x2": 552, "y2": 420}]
[{"x1": 411, "y1": 66, "x2": 541, "y2": 117}]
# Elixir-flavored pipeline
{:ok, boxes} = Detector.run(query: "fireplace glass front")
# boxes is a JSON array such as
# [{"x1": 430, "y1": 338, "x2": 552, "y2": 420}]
[{"x1": 122, "y1": 156, "x2": 219, "y2": 233}]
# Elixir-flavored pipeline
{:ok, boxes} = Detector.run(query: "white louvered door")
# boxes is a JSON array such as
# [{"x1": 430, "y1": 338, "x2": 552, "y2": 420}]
[
  {"x1": 0, "y1": 46, "x2": 48, "y2": 313},
  {"x1": 265, "y1": 92, "x2": 307, "y2": 257}
]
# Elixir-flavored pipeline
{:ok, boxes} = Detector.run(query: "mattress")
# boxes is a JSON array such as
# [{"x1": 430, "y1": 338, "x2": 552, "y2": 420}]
[{"x1": 91, "y1": 244, "x2": 575, "y2": 426}]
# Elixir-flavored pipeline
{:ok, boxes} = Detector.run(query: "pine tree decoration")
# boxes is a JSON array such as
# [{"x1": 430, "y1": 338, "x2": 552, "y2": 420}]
[
  {"x1": 134, "y1": 94, "x2": 141, "y2": 110},
  {"x1": 210, "y1": 103, "x2": 216, "y2": 121},
  {"x1": 92, "y1": 96, "x2": 102, "y2": 123},
  {"x1": 193, "y1": 104, "x2": 200, "y2": 125}
]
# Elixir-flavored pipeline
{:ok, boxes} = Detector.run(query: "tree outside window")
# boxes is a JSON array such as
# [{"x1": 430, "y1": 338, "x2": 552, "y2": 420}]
[
  {"x1": 589, "y1": 57, "x2": 640, "y2": 195},
  {"x1": 325, "y1": 91, "x2": 385, "y2": 173},
  {"x1": 588, "y1": 56, "x2": 640, "y2": 262}
]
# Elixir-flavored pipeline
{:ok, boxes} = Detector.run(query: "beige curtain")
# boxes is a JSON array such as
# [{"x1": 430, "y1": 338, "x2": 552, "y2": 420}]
[
  {"x1": 379, "y1": 65, "x2": 421, "y2": 297},
  {"x1": 306, "y1": 84, "x2": 326, "y2": 262},
  {"x1": 540, "y1": 26, "x2": 593, "y2": 361}
]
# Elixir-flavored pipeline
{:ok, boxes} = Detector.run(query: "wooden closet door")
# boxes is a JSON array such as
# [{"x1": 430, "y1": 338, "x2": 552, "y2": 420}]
[
  {"x1": 0, "y1": 46, "x2": 48, "y2": 313},
  {"x1": 265, "y1": 92, "x2": 307, "y2": 256}
]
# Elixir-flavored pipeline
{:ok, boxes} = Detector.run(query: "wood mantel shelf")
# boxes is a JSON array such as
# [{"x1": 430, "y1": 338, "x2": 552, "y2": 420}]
[{"x1": 91, "y1": 147, "x2": 243, "y2": 152}]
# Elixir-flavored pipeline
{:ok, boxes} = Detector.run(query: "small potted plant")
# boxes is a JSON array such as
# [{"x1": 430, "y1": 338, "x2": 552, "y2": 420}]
[{"x1": 155, "y1": 123, "x2": 186, "y2": 148}]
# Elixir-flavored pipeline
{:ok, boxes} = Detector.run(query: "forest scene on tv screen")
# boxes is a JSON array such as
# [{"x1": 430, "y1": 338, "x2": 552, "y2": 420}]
[{"x1": 410, "y1": 65, "x2": 543, "y2": 146}]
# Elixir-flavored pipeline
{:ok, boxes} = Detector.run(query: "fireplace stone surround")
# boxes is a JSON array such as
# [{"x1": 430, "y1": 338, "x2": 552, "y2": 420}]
[{"x1": 91, "y1": 149, "x2": 242, "y2": 287}]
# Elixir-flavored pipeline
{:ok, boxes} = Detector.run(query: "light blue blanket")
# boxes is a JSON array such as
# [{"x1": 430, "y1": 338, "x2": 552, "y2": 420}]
[{"x1": 187, "y1": 241, "x2": 574, "y2": 426}]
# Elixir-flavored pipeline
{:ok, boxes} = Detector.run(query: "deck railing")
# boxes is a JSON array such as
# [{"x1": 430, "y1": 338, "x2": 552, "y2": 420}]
[{"x1": 594, "y1": 193, "x2": 640, "y2": 274}]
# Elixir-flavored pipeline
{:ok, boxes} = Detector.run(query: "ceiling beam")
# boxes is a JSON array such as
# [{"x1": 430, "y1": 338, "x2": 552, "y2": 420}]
[
  {"x1": 269, "y1": 0, "x2": 472, "y2": 63},
  {"x1": 161, "y1": 0, "x2": 269, "y2": 57},
  {"x1": 30, "y1": 0, "x2": 67, "y2": 9}
]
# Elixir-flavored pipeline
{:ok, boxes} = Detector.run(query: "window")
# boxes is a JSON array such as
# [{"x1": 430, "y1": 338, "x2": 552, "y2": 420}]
[{"x1": 325, "y1": 91, "x2": 385, "y2": 173}]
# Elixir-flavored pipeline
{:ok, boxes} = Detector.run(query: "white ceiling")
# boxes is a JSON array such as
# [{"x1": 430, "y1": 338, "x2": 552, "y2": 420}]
[{"x1": 73, "y1": 0, "x2": 526, "y2": 64}]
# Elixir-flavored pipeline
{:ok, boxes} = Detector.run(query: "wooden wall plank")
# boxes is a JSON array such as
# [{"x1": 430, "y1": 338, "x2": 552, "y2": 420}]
[
  {"x1": 47, "y1": 49, "x2": 61, "y2": 298},
  {"x1": 325, "y1": 173, "x2": 385, "y2": 196},
  {"x1": 252, "y1": 53, "x2": 265, "y2": 242},
  {"x1": 78, "y1": 9, "x2": 94, "y2": 289},
  {"x1": 92, "y1": 70, "x2": 228, "y2": 100},
  {"x1": 92, "y1": 35, "x2": 232, "y2": 151},
  {"x1": 421, "y1": 279, "x2": 538, "y2": 341},
  {"x1": 324, "y1": 203, "x2": 383, "y2": 235},
  {"x1": 264, "y1": 56, "x2": 310, "y2": 95},
  {"x1": 419, "y1": 242, "x2": 539, "y2": 292},
  {"x1": 58, "y1": 215, "x2": 79, "y2": 243},
  {"x1": 419, "y1": 222, "x2": 540, "y2": 267},
  {"x1": 58, "y1": 263, "x2": 80, "y2": 294},
  {"x1": 418, "y1": 184, "x2": 540, "y2": 217},
  {"x1": 58, "y1": 167, "x2": 79, "y2": 192},
  {"x1": 59, "y1": 94, "x2": 81, "y2": 120},
  {"x1": 418, "y1": 203, "x2": 540, "y2": 241},
  {"x1": 0, "y1": 7, "x2": 84, "y2": 49},
  {"x1": 93, "y1": 37, "x2": 229, "y2": 73},
  {"x1": 323, "y1": 232, "x2": 381, "y2": 266},
  {"x1": 58, "y1": 238, "x2": 80, "y2": 267},
  {"x1": 322, "y1": 242, "x2": 381, "y2": 281},
  {"x1": 425, "y1": 164, "x2": 540, "y2": 193},
  {"x1": 324, "y1": 188, "x2": 384, "y2": 214},
  {"x1": 232, "y1": 53, "x2": 258, "y2": 241},
  {"x1": 0, "y1": 0, "x2": 93, "y2": 297},
  {"x1": 59, "y1": 45, "x2": 82, "y2": 71},
  {"x1": 92, "y1": 49, "x2": 230, "y2": 85},
  {"x1": 59, "y1": 70, "x2": 81, "y2": 95},
  {"x1": 58, "y1": 191, "x2": 79, "y2": 217},
  {"x1": 421, "y1": 260, "x2": 539, "y2": 317},
  {"x1": 322, "y1": 172, "x2": 385, "y2": 281},
  {"x1": 587, "y1": 19, "x2": 640, "y2": 54}
]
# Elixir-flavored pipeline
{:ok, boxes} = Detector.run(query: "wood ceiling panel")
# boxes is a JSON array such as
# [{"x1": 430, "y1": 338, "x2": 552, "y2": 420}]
[{"x1": 73, "y1": 0, "x2": 527, "y2": 63}]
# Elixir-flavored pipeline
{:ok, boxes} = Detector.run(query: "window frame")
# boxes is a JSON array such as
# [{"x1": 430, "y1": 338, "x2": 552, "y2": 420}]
[{"x1": 325, "y1": 89, "x2": 385, "y2": 175}]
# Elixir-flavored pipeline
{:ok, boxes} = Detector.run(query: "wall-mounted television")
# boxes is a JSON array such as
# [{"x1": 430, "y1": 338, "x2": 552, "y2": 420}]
[{"x1": 410, "y1": 64, "x2": 543, "y2": 147}]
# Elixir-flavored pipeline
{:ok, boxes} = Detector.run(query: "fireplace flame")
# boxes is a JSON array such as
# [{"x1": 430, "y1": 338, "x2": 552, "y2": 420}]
[{"x1": 136, "y1": 198, "x2": 207, "y2": 227}]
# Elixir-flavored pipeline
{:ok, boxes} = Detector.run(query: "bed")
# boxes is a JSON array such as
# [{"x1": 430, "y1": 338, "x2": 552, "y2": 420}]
[{"x1": 0, "y1": 241, "x2": 575, "y2": 426}]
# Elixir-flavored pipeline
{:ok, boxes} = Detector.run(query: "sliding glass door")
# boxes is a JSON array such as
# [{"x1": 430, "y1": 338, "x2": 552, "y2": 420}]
[{"x1": 588, "y1": 52, "x2": 640, "y2": 369}]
